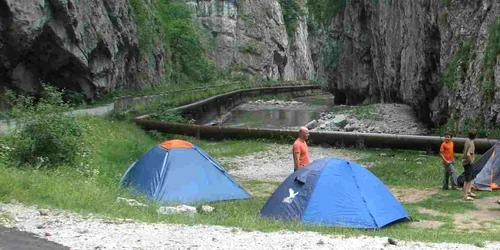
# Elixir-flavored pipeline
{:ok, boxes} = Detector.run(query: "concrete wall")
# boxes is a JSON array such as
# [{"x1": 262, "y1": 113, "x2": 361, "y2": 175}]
[{"x1": 172, "y1": 86, "x2": 322, "y2": 125}]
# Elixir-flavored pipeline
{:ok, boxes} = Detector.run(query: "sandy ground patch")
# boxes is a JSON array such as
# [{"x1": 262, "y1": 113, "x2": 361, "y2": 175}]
[
  {"x1": 408, "y1": 220, "x2": 445, "y2": 229},
  {"x1": 418, "y1": 208, "x2": 447, "y2": 217},
  {"x1": 389, "y1": 187, "x2": 439, "y2": 203},
  {"x1": 454, "y1": 196, "x2": 500, "y2": 230},
  {"x1": 240, "y1": 181, "x2": 279, "y2": 197}
]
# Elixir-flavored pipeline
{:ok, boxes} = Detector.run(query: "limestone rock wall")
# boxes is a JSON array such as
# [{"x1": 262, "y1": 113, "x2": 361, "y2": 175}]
[
  {"x1": 0, "y1": 0, "x2": 146, "y2": 100},
  {"x1": 190, "y1": 0, "x2": 315, "y2": 81}
]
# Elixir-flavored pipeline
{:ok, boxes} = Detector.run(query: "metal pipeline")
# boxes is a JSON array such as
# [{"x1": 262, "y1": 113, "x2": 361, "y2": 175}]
[{"x1": 133, "y1": 118, "x2": 498, "y2": 154}]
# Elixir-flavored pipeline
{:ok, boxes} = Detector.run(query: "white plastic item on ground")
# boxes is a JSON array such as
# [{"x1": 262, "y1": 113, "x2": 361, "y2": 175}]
[
  {"x1": 200, "y1": 205, "x2": 215, "y2": 213},
  {"x1": 116, "y1": 197, "x2": 147, "y2": 207},
  {"x1": 157, "y1": 205, "x2": 197, "y2": 215}
]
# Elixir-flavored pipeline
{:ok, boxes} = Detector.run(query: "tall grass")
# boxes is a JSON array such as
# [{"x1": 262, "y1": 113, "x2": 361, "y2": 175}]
[{"x1": 0, "y1": 116, "x2": 271, "y2": 217}]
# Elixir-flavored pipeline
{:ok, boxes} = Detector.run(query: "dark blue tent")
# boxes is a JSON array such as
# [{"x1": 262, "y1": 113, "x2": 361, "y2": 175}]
[
  {"x1": 120, "y1": 140, "x2": 251, "y2": 204},
  {"x1": 260, "y1": 158, "x2": 409, "y2": 229}
]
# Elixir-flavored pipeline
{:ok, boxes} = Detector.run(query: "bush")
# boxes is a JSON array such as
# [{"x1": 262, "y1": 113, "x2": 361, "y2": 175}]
[
  {"x1": 238, "y1": 41, "x2": 260, "y2": 54},
  {"x1": 149, "y1": 109, "x2": 186, "y2": 123},
  {"x1": 2, "y1": 85, "x2": 88, "y2": 168},
  {"x1": 279, "y1": 0, "x2": 305, "y2": 39}
]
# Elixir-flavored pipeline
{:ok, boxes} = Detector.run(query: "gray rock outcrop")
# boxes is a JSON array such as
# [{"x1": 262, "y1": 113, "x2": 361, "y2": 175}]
[
  {"x1": 314, "y1": 0, "x2": 500, "y2": 127},
  {"x1": 190, "y1": 0, "x2": 315, "y2": 81},
  {"x1": 0, "y1": 0, "x2": 143, "y2": 100}
]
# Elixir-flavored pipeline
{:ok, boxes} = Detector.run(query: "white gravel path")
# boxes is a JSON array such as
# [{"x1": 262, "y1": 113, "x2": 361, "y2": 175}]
[
  {"x1": 2, "y1": 203, "x2": 500, "y2": 250},
  {"x1": 222, "y1": 144, "x2": 368, "y2": 182}
]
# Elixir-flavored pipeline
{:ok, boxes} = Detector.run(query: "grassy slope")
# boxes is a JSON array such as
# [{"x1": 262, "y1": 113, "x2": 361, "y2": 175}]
[{"x1": 1, "y1": 116, "x2": 499, "y2": 245}]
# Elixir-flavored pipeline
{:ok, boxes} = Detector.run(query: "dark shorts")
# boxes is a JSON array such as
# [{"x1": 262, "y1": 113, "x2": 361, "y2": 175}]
[{"x1": 463, "y1": 163, "x2": 473, "y2": 182}]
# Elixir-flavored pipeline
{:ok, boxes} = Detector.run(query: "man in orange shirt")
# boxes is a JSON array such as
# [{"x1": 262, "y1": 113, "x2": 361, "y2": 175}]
[
  {"x1": 440, "y1": 132, "x2": 458, "y2": 190},
  {"x1": 293, "y1": 126, "x2": 310, "y2": 171}
]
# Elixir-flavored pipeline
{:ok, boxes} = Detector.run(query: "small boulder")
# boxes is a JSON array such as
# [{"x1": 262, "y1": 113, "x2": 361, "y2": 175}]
[
  {"x1": 344, "y1": 124, "x2": 358, "y2": 132},
  {"x1": 388, "y1": 238, "x2": 397, "y2": 245},
  {"x1": 38, "y1": 209, "x2": 49, "y2": 216},
  {"x1": 332, "y1": 115, "x2": 347, "y2": 128},
  {"x1": 305, "y1": 120, "x2": 318, "y2": 130}
]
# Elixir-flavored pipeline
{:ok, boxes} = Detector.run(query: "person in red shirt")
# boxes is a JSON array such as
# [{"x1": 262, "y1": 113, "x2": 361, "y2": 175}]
[
  {"x1": 293, "y1": 126, "x2": 310, "y2": 171},
  {"x1": 440, "y1": 131, "x2": 459, "y2": 190}
]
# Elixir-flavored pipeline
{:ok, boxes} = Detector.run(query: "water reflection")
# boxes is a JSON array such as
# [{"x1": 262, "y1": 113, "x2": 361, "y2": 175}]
[
  {"x1": 221, "y1": 94, "x2": 335, "y2": 129},
  {"x1": 224, "y1": 109, "x2": 320, "y2": 129}
]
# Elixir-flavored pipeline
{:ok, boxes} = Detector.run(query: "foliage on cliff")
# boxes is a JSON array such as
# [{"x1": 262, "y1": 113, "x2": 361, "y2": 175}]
[
  {"x1": 129, "y1": 0, "x2": 215, "y2": 84},
  {"x1": 279, "y1": 0, "x2": 305, "y2": 38},
  {"x1": 442, "y1": 42, "x2": 473, "y2": 91},
  {"x1": 480, "y1": 17, "x2": 500, "y2": 104},
  {"x1": 306, "y1": 0, "x2": 347, "y2": 34}
]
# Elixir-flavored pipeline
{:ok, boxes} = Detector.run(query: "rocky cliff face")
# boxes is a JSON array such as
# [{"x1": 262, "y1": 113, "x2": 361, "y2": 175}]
[
  {"x1": 439, "y1": 0, "x2": 500, "y2": 128},
  {"x1": 0, "y1": 0, "x2": 314, "y2": 100},
  {"x1": 2, "y1": 0, "x2": 498, "y2": 130},
  {"x1": 0, "y1": 0, "x2": 147, "y2": 100},
  {"x1": 190, "y1": 0, "x2": 314, "y2": 81},
  {"x1": 315, "y1": 0, "x2": 500, "y2": 127}
]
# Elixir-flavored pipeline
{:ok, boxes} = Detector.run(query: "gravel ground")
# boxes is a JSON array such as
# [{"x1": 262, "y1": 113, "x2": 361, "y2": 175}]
[
  {"x1": 221, "y1": 144, "x2": 368, "y2": 182},
  {"x1": 313, "y1": 103, "x2": 430, "y2": 135},
  {"x1": 1, "y1": 203, "x2": 500, "y2": 250}
]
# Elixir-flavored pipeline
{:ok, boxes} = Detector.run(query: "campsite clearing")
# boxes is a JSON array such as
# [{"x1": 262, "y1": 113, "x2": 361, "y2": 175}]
[{"x1": 1, "y1": 116, "x2": 500, "y2": 247}]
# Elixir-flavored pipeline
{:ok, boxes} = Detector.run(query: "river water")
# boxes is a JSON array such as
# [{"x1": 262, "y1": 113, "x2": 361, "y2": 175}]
[{"x1": 222, "y1": 94, "x2": 335, "y2": 129}]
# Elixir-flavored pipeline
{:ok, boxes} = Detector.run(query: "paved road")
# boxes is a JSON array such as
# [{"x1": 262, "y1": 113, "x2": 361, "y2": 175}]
[
  {"x1": 0, "y1": 103, "x2": 114, "y2": 134},
  {"x1": 0, "y1": 227, "x2": 67, "y2": 250}
]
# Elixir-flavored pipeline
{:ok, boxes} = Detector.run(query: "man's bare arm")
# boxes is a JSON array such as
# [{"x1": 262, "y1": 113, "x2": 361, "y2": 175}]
[{"x1": 293, "y1": 152, "x2": 301, "y2": 169}]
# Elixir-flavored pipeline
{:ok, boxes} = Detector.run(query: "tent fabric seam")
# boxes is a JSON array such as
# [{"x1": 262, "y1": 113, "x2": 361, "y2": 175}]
[
  {"x1": 154, "y1": 151, "x2": 170, "y2": 199},
  {"x1": 489, "y1": 150, "x2": 496, "y2": 191},
  {"x1": 350, "y1": 163, "x2": 378, "y2": 228},
  {"x1": 299, "y1": 164, "x2": 326, "y2": 221}
]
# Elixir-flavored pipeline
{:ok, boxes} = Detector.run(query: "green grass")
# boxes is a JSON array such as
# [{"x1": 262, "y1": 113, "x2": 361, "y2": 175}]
[
  {"x1": 0, "y1": 116, "x2": 271, "y2": 211},
  {"x1": 356, "y1": 148, "x2": 442, "y2": 188},
  {"x1": 329, "y1": 104, "x2": 381, "y2": 120},
  {"x1": 1, "y1": 117, "x2": 500, "y2": 245}
]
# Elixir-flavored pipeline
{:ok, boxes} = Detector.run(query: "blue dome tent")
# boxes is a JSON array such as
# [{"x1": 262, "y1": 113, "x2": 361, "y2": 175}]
[
  {"x1": 120, "y1": 140, "x2": 251, "y2": 204},
  {"x1": 260, "y1": 158, "x2": 409, "y2": 229}
]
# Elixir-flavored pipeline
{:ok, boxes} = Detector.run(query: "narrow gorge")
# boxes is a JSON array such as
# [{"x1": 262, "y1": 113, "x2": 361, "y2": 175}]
[{"x1": 0, "y1": 0, "x2": 499, "y2": 130}]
